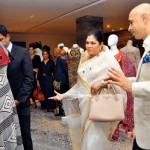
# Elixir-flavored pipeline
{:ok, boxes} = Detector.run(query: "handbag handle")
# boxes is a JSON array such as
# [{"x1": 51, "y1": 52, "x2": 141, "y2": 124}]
[
  {"x1": 98, "y1": 84, "x2": 116, "y2": 95},
  {"x1": 98, "y1": 84, "x2": 126, "y2": 109},
  {"x1": 108, "y1": 84, "x2": 117, "y2": 95},
  {"x1": 37, "y1": 87, "x2": 42, "y2": 93}
]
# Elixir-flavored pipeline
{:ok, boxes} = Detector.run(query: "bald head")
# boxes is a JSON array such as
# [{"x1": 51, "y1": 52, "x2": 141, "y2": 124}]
[
  {"x1": 130, "y1": 3, "x2": 150, "y2": 15},
  {"x1": 128, "y1": 3, "x2": 150, "y2": 40},
  {"x1": 53, "y1": 47, "x2": 61, "y2": 58}
]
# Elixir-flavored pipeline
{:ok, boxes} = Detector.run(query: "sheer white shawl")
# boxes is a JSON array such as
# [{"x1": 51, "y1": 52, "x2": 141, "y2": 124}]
[{"x1": 63, "y1": 47, "x2": 127, "y2": 150}]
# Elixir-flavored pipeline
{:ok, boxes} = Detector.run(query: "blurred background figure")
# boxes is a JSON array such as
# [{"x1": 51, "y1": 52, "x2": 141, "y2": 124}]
[
  {"x1": 29, "y1": 41, "x2": 43, "y2": 61},
  {"x1": 28, "y1": 46, "x2": 41, "y2": 108},
  {"x1": 37, "y1": 50, "x2": 58, "y2": 115},
  {"x1": 120, "y1": 39, "x2": 141, "y2": 71},
  {"x1": 42, "y1": 45, "x2": 53, "y2": 60},
  {"x1": 108, "y1": 34, "x2": 136, "y2": 141},
  {"x1": 53, "y1": 47, "x2": 70, "y2": 116}
]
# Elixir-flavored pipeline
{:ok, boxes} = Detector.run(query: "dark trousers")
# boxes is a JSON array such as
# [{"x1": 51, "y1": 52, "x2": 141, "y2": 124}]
[
  {"x1": 58, "y1": 83, "x2": 69, "y2": 115},
  {"x1": 18, "y1": 114, "x2": 33, "y2": 150},
  {"x1": 132, "y1": 138, "x2": 145, "y2": 150}
]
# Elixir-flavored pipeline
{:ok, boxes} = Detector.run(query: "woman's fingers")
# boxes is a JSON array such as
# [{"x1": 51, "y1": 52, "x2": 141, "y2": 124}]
[
  {"x1": 91, "y1": 89, "x2": 95, "y2": 95},
  {"x1": 48, "y1": 96, "x2": 55, "y2": 99},
  {"x1": 54, "y1": 90, "x2": 59, "y2": 95}
]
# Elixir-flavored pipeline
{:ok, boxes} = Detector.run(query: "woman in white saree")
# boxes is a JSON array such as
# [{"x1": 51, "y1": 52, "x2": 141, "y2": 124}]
[{"x1": 50, "y1": 30, "x2": 127, "y2": 150}]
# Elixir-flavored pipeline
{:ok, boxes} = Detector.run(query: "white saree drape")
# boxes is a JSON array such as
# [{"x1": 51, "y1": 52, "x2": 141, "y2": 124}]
[{"x1": 63, "y1": 48, "x2": 127, "y2": 150}]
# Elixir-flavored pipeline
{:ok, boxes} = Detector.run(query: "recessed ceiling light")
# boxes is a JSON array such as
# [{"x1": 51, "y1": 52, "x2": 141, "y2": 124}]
[
  {"x1": 107, "y1": 25, "x2": 110, "y2": 28},
  {"x1": 112, "y1": 29, "x2": 115, "y2": 32},
  {"x1": 120, "y1": 27, "x2": 123, "y2": 30},
  {"x1": 29, "y1": 15, "x2": 34, "y2": 19}
]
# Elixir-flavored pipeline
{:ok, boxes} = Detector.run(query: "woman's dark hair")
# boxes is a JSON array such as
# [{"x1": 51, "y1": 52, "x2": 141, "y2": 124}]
[
  {"x1": 35, "y1": 41, "x2": 42, "y2": 49},
  {"x1": 42, "y1": 50, "x2": 51, "y2": 58},
  {"x1": 28, "y1": 46, "x2": 34, "y2": 49},
  {"x1": 87, "y1": 30, "x2": 104, "y2": 43},
  {"x1": 43, "y1": 45, "x2": 50, "y2": 52}
]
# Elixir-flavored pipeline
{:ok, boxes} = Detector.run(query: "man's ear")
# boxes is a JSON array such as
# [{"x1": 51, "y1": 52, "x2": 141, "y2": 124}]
[
  {"x1": 100, "y1": 42, "x2": 104, "y2": 47},
  {"x1": 6, "y1": 34, "x2": 10, "y2": 40},
  {"x1": 142, "y1": 13, "x2": 148, "y2": 25}
]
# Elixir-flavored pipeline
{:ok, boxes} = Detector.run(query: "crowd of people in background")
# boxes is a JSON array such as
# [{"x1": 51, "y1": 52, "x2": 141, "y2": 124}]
[{"x1": 28, "y1": 41, "x2": 69, "y2": 116}]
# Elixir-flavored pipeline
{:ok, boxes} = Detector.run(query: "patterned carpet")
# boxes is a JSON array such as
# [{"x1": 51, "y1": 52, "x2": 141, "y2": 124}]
[{"x1": 31, "y1": 103, "x2": 133, "y2": 150}]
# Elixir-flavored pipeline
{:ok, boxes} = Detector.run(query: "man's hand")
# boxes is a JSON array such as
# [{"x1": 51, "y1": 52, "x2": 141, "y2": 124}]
[
  {"x1": 15, "y1": 100, "x2": 20, "y2": 106},
  {"x1": 106, "y1": 67, "x2": 132, "y2": 93}
]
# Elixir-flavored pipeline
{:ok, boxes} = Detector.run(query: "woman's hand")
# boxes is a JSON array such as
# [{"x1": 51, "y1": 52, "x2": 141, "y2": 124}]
[
  {"x1": 91, "y1": 80, "x2": 108, "y2": 95},
  {"x1": 15, "y1": 100, "x2": 20, "y2": 106},
  {"x1": 49, "y1": 90, "x2": 66, "y2": 101},
  {"x1": 37, "y1": 81, "x2": 40, "y2": 88},
  {"x1": 33, "y1": 68, "x2": 38, "y2": 73}
]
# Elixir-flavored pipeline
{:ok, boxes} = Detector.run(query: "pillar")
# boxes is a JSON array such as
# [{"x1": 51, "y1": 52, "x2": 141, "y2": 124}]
[{"x1": 76, "y1": 16, "x2": 103, "y2": 49}]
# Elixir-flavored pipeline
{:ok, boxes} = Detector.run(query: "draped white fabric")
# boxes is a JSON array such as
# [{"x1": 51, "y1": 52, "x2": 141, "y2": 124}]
[{"x1": 63, "y1": 48, "x2": 127, "y2": 150}]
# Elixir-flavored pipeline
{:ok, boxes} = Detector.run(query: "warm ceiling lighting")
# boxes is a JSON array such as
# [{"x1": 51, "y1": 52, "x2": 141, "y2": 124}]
[
  {"x1": 112, "y1": 29, "x2": 115, "y2": 32},
  {"x1": 107, "y1": 25, "x2": 110, "y2": 28},
  {"x1": 120, "y1": 27, "x2": 123, "y2": 30},
  {"x1": 29, "y1": 15, "x2": 34, "y2": 19}
]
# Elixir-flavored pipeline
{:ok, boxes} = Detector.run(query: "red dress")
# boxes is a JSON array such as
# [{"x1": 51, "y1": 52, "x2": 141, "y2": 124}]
[{"x1": 113, "y1": 50, "x2": 136, "y2": 140}]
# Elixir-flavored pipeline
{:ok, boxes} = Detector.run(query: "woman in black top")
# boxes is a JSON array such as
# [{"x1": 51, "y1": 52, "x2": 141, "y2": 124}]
[
  {"x1": 37, "y1": 50, "x2": 57, "y2": 115},
  {"x1": 29, "y1": 46, "x2": 41, "y2": 106}
]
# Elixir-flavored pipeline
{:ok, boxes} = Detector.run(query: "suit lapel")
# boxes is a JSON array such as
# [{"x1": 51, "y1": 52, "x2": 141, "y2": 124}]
[
  {"x1": 9, "y1": 44, "x2": 17, "y2": 61},
  {"x1": 11, "y1": 44, "x2": 17, "y2": 56},
  {"x1": 136, "y1": 50, "x2": 148, "y2": 81}
]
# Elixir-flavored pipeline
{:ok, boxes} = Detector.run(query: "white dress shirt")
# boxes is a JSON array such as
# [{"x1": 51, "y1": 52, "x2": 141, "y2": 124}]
[{"x1": 7, "y1": 42, "x2": 12, "y2": 52}]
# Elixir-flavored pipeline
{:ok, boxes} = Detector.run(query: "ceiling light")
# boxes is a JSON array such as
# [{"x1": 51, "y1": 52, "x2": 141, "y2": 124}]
[
  {"x1": 112, "y1": 29, "x2": 115, "y2": 32},
  {"x1": 107, "y1": 25, "x2": 110, "y2": 28},
  {"x1": 120, "y1": 27, "x2": 123, "y2": 30},
  {"x1": 29, "y1": 15, "x2": 34, "y2": 19}
]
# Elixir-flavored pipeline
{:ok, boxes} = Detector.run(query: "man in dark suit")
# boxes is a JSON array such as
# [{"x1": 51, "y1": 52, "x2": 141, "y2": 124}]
[
  {"x1": 53, "y1": 47, "x2": 69, "y2": 116},
  {"x1": 0, "y1": 25, "x2": 34, "y2": 150}
]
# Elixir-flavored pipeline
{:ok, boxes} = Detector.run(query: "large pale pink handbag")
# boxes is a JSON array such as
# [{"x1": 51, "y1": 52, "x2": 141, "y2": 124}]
[{"x1": 89, "y1": 85, "x2": 125, "y2": 122}]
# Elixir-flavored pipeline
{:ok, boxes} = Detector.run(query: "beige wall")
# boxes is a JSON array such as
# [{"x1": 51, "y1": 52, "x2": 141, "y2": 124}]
[{"x1": 10, "y1": 33, "x2": 76, "y2": 50}]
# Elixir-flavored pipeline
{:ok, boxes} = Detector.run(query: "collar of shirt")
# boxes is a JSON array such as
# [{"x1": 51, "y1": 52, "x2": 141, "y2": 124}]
[
  {"x1": 143, "y1": 35, "x2": 150, "y2": 51},
  {"x1": 7, "y1": 42, "x2": 12, "y2": 52}
]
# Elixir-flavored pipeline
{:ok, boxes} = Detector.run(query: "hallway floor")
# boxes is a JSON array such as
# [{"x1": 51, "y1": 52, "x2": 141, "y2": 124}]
[{"x1": 31, "y1": 103, "x2": 133, "y2": 150}]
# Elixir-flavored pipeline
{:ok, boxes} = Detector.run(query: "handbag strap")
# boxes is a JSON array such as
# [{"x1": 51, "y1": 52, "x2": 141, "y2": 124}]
[
  {"x1": 98, "y1": 84, "x2": 126, "y2": 109},
  {"x1": 98, "y1": 84, "x2": 116, "y2": 95},
  {"x1": 37, "y1": 87, "x2": 42, "y2": 92},
  {"x1": 108, "y1": 84, "x2": 117, "y2": 94}
]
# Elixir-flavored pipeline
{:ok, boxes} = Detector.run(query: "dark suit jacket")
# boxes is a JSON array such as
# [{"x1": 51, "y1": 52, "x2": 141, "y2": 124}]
[
  {"x1": 7, "y1": 44, "x2": 34, "y2": 115},
  {"x1": 55, "y1": 56, "x2": 69, "y2": 85}
]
